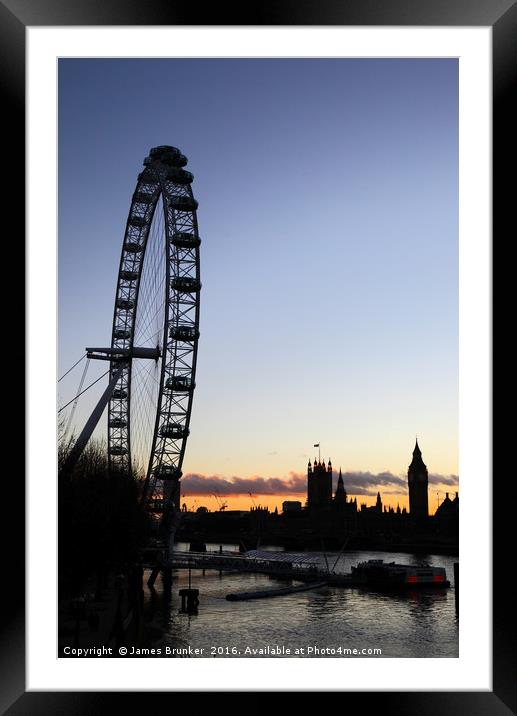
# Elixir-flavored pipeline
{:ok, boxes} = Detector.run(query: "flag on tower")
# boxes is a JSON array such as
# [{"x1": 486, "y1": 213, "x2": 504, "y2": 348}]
[{"x1": 314, "y1": 443, "x2": 320, "y2": 447}]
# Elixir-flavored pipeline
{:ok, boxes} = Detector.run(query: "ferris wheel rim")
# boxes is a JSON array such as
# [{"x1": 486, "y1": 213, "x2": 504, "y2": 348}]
[{"x1": 107, "y1": 146, "x2": 201, "y2": 512}]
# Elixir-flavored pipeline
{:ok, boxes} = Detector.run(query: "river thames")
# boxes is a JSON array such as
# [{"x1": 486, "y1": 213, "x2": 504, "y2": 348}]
[{"x1": 141, "y1": 544, "x2": 458, "y2": 658}]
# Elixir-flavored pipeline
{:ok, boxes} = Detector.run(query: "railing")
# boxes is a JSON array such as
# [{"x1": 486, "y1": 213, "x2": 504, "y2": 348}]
[{"x1": 165, "y1": 551, "x2": 325, "y2": 579}]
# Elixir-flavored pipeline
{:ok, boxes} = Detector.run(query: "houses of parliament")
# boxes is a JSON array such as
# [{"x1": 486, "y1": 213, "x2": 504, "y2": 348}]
[
  {"x1": 177, "y1": 438, "x2": 458, "y2": 551},
  {"x1": 305, "y1": 439, "x2": 459, "y2": 523}
]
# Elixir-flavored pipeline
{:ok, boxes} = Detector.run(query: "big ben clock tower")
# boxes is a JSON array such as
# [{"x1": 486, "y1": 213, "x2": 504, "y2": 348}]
[{"x1": 408, "y1": 439, "x2": 429, "y2": 520}]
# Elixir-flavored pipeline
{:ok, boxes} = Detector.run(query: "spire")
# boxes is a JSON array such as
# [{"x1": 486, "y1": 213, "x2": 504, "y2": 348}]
[
  {"x1": 409, "y1": 437, "x2": 427, "y2": 471},
  {"x1": 334, "y1": 468, "x2": 345, "y2": 502}
]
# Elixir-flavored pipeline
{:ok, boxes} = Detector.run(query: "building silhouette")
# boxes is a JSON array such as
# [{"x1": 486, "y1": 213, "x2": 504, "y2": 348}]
[
  {"x1": 334, "y1": 469, "x2": 347, "y2": 505},
  {"x1": 307, "y1": 462, "x2": 358, "y2": 515},
  {"x1": 177, "y1": 438, "x2": 457, "y2": 550},
  {"x1": 408, "y1": 438, "x2": 429, "y2": 520},
  {"x1": 305, "y1": 439, "x2": 439, "y2": 523},
  {"x1": 435, "y1": 491, "x2": 459, "y2": 522},
  {"x1": 282, "y1": 500, "x2": 302, "y2": 513},
  {"x1": 333, "y1": 468, "x2": 358, "y2": 515},
  {"x1": 307, "y1": 459, "x2": 333, "y2": 509},
  {"x1": 376, "y1": 491, "x2": 383, "y2": 513},
  {"x1": 434, "y1": 492, "x2": 460, "y2": 534}
]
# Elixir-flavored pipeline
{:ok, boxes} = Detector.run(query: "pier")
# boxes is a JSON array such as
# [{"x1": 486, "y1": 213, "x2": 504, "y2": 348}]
[
  {"x1": 145, "y1": 550, "x2": 452, "y2": 591},
  {"x1": 226, "y1": 581, "x2": 329, "y2": 601},
  {"x1": 149, "y1": 549, "x2": 361, "y2": 586}
]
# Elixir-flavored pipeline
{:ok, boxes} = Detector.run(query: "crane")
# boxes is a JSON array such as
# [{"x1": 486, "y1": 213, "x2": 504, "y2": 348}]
[{"x1": 213, "y1": 491, "x2": 228, "y2": 511}]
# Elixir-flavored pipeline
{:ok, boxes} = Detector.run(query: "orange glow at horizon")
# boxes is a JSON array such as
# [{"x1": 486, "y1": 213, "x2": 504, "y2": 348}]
[{"x1": 178, "y1": 491, "x2": 453, "y2": 516}]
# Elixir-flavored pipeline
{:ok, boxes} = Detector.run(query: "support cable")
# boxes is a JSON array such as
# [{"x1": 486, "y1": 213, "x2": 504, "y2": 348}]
[
  {"x1": 62, "y1": 358, "x2": 91, "y2": 442},
  {"x1": 59, "y1": 361, "x2": 113, "y2": 415},
  {"x1": 58, "y1": 353, "x2": 86, "y2": 382}
]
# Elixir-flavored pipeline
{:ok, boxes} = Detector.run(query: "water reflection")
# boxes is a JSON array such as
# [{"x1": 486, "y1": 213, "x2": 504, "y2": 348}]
[{"x1": 141, "y1": 547, "x2": 458, "y2": 658}]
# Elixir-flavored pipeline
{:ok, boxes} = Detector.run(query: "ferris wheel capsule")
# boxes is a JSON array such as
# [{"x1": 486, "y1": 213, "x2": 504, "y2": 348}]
[
  {"x1": 147, "y1": 146, "x2": 188, "y2": 167},
  {"x1": 138, "y1": 171, "x2": 159, "y2": 184},
  {"x1": 166, "y1": 168, "x2": 194, "y2": 184},
  {"x1": 169, "y1": 324, "x2": 200, "y2": 341},
  {"x1": 119, "y1": 270, "x2": 139, "y2": 282},
  {"x1": 128, "y1": 216, "x2": 147, "y2": 228},
  {"x1": 153, "y1": 465, "x2": 183, "y2": 480},
  {"x1": 171, "y1": 232, "x2": 201, "y2": 248},
  {"x1": 159, "y1": 422, "x2": 190, "y2": 439},
  {"x1": 170, "y1": 196, "x2": 198, "y2": 212},
  {"x1": 109, "y1": 417, "x2": 127, "y2": 428},
  {"x1": 116, "y1": 298, "x2": 135, "y2": 310},
  {"x1": 170, "y1": 277, "x2": 201, "y2": 293},
  {"x1": 109, "y1": 445, "x2": 128, "y2": 456},
  {"x1": 124, "y1": 241, "x2": 143, "y2": 253},
  {"x1": 165, "y1": 376, "x2": 195, "y2": 392},
  {"x1": 149, "y1": 145, "x2": 180, "y2": 158},
  {"x1": 133, "y1": 191, "x2": 154, "y2": 204},
  {"x1": 113, "y1": 328, "x2": 131, "y2": 340}
]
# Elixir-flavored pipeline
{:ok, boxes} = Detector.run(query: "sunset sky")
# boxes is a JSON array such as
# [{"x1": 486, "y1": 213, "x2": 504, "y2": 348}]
[{"x1": 58, "y1": 58, "x2": 458, "y2": 514}]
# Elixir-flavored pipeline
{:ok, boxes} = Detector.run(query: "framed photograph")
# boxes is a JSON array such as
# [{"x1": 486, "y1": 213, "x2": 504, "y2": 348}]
[{"x1": 5, "y1": 0, "x2": 512, "y2": 710}]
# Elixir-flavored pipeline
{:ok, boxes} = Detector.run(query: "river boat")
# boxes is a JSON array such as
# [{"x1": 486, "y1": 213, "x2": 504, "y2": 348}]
[{"x1": 351, "y1": 559, "x2": 450, "y2": 588}]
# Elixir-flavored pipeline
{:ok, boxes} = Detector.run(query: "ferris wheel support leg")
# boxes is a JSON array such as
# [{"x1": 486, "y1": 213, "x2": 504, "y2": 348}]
[
  {"x1": 60, "y1": 365, "x2": 126, "y2": 478},
  {"x1": 161, "y1": 479, "x2": 182, "y2": 560},
  {"x1": 167, "y1": 520, "x2": 177, "y2": 560}
]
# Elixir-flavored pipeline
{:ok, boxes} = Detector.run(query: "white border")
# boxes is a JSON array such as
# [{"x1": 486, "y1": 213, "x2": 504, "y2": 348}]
[{"x1": 27, "y1": 27, "x2": 491, "y2": 691}]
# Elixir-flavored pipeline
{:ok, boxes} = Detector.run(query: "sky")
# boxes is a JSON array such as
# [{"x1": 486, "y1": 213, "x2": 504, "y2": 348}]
[{"x1": 58, "y1": 58, "x2": 458, "y2": 513}]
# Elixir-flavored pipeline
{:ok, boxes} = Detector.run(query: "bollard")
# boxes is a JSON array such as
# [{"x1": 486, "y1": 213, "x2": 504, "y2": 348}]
[{"x1": 179, "y1": 588, "x2": 199, "y2": 614}]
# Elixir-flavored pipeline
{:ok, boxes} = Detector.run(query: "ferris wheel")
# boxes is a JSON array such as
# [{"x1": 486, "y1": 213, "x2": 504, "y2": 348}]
[{"x1": 79, "y1": 145, "x2": 201, "y2": 517}]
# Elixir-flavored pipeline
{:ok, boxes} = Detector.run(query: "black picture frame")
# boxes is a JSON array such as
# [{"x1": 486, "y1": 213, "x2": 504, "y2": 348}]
[{"x1": 4, "y1": 0, "x2": 512, "y2": 712}]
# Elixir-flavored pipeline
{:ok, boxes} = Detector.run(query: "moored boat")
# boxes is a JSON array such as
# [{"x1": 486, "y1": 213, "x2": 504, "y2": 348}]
[{"x1": 351, "y1": 559, "x2": 450, "y2": 589}]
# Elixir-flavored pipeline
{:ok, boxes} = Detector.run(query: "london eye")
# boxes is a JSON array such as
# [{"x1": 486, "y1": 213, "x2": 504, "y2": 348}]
[{"x1": 68, "y1": 145, "x2": 201, "y2": 528}]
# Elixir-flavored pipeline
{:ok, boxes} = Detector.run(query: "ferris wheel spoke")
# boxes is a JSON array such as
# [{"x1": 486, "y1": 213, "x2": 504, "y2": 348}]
[{"x1": 134, "y1": 285, "x2": 167, "y2": 346}]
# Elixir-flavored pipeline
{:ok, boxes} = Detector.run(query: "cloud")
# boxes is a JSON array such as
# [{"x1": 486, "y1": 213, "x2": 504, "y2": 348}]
[
  {"x1": 181, "y1": 470, "x2": 459, "y2": 497},
  {"x1": 340, "y1": 471, "x2": 407, "y2": 494},
  {"x1": 428, "y1": 473, "x2": 459, "y2": 486},
  {"x1": 181, "y1": 473, "x2": 307, "y2": 496}
]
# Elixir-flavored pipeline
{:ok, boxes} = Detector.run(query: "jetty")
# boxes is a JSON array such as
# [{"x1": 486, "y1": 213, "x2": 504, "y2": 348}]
[
  {"x1": 143, "y1": 548, "x2": 451, "y2": 592},
  {"x1": 148, "y1": 548, "x2": 363, "y2": 586},
  {"x1": 226, "y1": 580, "x2": 328, "y2": 601},
  {"x1": 162, "y1": 549, "x2": 331, "y2": 581}
]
